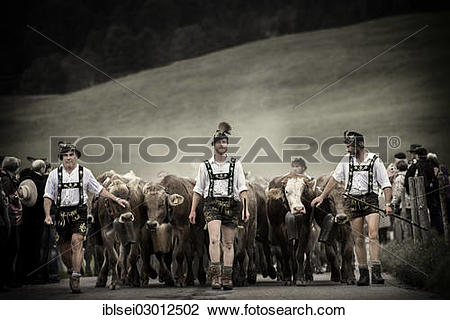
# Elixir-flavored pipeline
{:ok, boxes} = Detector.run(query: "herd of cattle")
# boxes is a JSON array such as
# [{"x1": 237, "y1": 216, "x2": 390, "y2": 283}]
[{"x1": 84, "y1": 170, "x2": 356, "y2": 289}]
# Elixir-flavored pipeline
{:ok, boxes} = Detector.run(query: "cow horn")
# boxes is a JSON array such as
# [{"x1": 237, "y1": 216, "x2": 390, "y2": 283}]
[{"x1": 266, "y1": 188, "x2": 283, "y2": 200}]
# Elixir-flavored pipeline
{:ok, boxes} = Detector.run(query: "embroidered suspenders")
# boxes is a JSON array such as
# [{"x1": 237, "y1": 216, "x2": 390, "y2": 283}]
[
  {"x1": 57, "y1": 165, "x2": 84, "y2": 208},
  {"x1": 204, "y1": 157, "x2": 236, "y2": 198},
  {"x1": 345, "y1": 155, "x2": 378, "y2": 194}
]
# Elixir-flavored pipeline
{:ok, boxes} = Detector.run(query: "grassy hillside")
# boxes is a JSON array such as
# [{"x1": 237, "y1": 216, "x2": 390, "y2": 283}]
[{"x1": 1, "y1": 11, "x2": 449, "y2": 180}]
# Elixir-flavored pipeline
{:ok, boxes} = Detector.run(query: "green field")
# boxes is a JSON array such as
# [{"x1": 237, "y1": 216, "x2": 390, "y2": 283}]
[{"x1": 1, "y1": 11, "x2": 449, "y2": 180}]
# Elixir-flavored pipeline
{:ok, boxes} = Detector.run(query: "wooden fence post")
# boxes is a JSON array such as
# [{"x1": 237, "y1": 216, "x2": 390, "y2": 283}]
[
  {"x1": 437, "y1": 172, "x2": 449, "y2": 244},
  {"x1": 408, "y1": 177, "x2": 421, "y2": 243},
  {"x1": 415, "y1": 176, "x2": 430, "y2": 244},
  {"x1": 400, "y1": 188, "x2": 412, "y2": 240}
]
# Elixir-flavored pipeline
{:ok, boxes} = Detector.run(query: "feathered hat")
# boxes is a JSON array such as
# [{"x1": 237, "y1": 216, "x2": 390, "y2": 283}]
[
  {"x1": 212, "y1": 122, "x2": 232, "y2": 145},
  {"x1": 58, "y1": 141, "x2": 81, "y2": 160}
]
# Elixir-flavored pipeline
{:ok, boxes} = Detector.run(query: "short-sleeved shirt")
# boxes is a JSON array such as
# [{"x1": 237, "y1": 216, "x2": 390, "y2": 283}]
[
  {"x1": 43, "y1": 164, "x2": 103, "y2": 207},
  {"x1": 332, "y1": 151, "x2": 391, "y2": 195},
  {"x1": 193, "y1": 155, "x2": 248, "y2": 201}
]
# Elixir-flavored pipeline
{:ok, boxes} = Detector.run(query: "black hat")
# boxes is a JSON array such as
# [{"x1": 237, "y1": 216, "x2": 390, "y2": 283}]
[
  {"x1": 415, "y1": 147, "x2": 427, "y2": 157},
  {"x1": 58, "y1": 141, "x2": 81, "y2": 160},
  {"x1": 394, "y1": 152, "x2": 407, "y2": 159},
  {"x1": 407, "y1": 144, "x2": 422, "y2": 153},
  {"x1": 212, "y1": 122, "x2": 232, "y2": 145},
  {"x1": 343, "y1": 130, "x2": 364, "y2": 147}
]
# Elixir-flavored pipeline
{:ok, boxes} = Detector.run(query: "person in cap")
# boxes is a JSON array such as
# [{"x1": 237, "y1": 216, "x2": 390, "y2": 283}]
[
  {"x1": 189, "y1": 122, "x2": 249, "y2": 290},
  {"x1": 407, "y1": 144, "x2": 422, "y2": 165},
  {"x1": 43, "y1": 142, "x2": 130, "y2": 293},
  {"x1": 311, "y1": 131, "x2": 392, "y2": 286},
  {"x1": 405, "y1": 147, "x2": 443, "y2": 234},
  {"x1": 17, "y1": 159, "x2": 48, "y2": 284},
  {"x1": 386, "y1": 152, "x2": 407, "y2": 183}
]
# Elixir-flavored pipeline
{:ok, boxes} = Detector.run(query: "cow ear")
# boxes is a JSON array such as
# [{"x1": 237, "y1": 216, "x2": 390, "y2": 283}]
[
  {"x1": 266, "y1": 188, "x2": 283, "y2": 200},
  {"x1": 168, "y1": 193, "x2": 184, "y2": 206}
]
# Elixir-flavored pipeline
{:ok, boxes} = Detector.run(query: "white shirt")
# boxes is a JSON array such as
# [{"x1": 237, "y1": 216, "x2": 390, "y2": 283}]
[
  {"x1": 193, "y1": 155, "x2": 248, "y2": 201},
  {"x1": 332, "y1": 151, "x2": 391, "y2": 195},
  {"x1": 43, "y1": 164, "x2": 104, "y2": 207}
]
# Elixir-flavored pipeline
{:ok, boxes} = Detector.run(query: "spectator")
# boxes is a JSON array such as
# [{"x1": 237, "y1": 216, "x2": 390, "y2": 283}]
[
  {"x1": 17, "y1": 160, "x2": 48, "y2": 284},
  {"x1": 391, "y1": 160, "x2": 412, "y2": 239},
  {"x1": 405, "y1": 147, "x2": 443, "y2": 234},
  {"x1": 290, "y1": 157, "x2": 312, "y2": 179},
  {"x1": 386, "y1": 152, "x2": 407, "y2": 183},
  {"x1": 0, "y1": 156, "x2": 23, "y2": 287}
]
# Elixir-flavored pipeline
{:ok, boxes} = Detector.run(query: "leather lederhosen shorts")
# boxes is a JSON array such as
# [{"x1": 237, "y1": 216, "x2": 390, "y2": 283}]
[
  {"x1": 344, "y1": 192, "x2": 379, "y2": 220},
  {"x1": 55, "y1": 204, "x2": 88, "y2": 243},
  {"x1": 203, "y1": 197, "x2": 241, "y2": 228}
]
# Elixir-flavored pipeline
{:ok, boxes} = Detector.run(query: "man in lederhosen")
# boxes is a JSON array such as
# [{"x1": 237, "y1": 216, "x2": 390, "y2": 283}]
[
  {"x1": 43, "y1": 142, "x2": 129, "y2": 293},
  {"x1": 311, "y1": 131, "x2": 392, "y2": 286},
  {"x1": 189, "y1": 122, "x2": 249, "y2": 290}
]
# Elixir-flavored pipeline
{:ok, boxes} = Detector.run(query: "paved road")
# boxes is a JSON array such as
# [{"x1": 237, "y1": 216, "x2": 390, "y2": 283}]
[{"x1": 0, "y1": 273, "x2": 438, "y2": 300}]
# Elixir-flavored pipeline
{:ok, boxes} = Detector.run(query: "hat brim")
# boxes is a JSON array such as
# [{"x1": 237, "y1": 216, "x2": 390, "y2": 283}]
[{"x1": 18, "y1": 179, "x2": 38, "y2": 207}]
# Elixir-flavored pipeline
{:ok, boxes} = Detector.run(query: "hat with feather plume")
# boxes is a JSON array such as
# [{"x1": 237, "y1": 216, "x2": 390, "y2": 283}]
[{"x1": 212, "y1": 122, "x2": 232, "y2": 145}]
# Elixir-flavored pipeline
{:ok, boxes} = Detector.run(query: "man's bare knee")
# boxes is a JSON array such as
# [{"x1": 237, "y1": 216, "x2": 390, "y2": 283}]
[
  {"x1": 71, "y1": 234, "x2": 84, "y2": 249},
  {"x1": 222, "y1": 240, "x2": 233, "y2": 251},
  {"x1": 368, "y1": 229, "x2": 378, "y2": 241}
]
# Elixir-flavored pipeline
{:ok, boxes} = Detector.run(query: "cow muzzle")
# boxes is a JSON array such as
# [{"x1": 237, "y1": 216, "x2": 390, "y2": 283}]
[
  {"x1": 292, "y1": 205, "x2": 306, "y2": 215},
  {"x1": 335, "y1": 214, "x2": 349, "y2": 225},
  {"x1": 146, "y1": 220, "x2": 159, "y2": 231},
  {"x1": 113, "y1": 217, "x2": 136, "y2": 245},
  {"x1": 118, "y1": 212, "x2": 135, "y2": 223}
]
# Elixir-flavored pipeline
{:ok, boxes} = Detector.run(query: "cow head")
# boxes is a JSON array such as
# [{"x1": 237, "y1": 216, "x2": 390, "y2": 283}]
[
  {"x1": 106, "y1": 179, "x2": 136, "y2": 244},
  {"x1": 267, "y1": 174, "x2": 315, "y2": 215},
  {"x1": 143, "y1": 182, "x2": 184, "y2": 231},
  {"x1": 327, "y1": 183, "x2": 348, "y2": 225}
]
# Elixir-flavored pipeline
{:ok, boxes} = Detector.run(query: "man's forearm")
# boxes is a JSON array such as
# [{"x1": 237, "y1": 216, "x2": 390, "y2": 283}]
[
  {"x1": 44, "y1": 197, "x2": 52, "y2": 217},
  {"x1": 240, "y1": 190, "x2": 248, "y2": 202},
  {"x1": 191, "y1": 192, "x2": 201, "y2": 212},
  {"x1": 321, "y1": 177, "x2": 337, "y2": 198},
  {"x1": 100, "y1": 188, "x2": 119, "y2": 201},
  {"x1": 383, "y1": 187, "x2": 392, "y2": 204}
]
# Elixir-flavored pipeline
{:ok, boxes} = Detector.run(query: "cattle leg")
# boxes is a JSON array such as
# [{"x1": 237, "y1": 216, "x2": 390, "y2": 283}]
[
  {"x1": 155, "y1": 252, "x2": 174, "y2": 286},
  {"x1": 290, "y1": 239, "x2": 299, "y2": 286},
  {"x1": 103, "y1": 232, "x2": 120, "y2": 290},
  {"x1": 232, "y1": 233, "x2": 246, "y2": 287},
  {"x1": 340, "y1": 229, "x2": 356, "y2": 285},
  {"x1": 195, "y1": 228, "x2": 207, "y2": 285},
  {"x1": 95, "y1": 248, "x2": 109, "y2": 287},
  {"x1": 140, "y1": 229, "x2": 157, "y2": 287},
  {"x1": 325, "y1": 242, "x2": 341, "y2": 282},
  {"x1": 263, "y1": 241, "x2": 277, "y2": 279}
]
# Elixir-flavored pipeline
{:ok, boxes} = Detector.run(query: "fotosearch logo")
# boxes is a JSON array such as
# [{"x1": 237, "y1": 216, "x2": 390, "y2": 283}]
[{"x1": 49, "y1": 135, "x2": 401, "y2": 164}]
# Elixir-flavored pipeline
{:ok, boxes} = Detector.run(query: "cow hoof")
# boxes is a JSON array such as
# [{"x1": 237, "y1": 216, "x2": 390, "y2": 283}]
[
  {"x1": 95, "y1": 280, "x2": 106, "y2": 288},
  {"x1": 268, "y1": 267, "x2": 277, "y2": 280},
  {"x1": 185, "y1": 278, "x2": 195, "y2": 287},
  {"x1": 331, "y1": 274, "x2": 341, "y2": 282},
  {"x1": 247, "y1": 273, "x2": 257, "y2": 285},
  {"x1": 198, "y1": 272, "x2": 207, "y2": 285},
  {"x1": 165, "y1": 279, "x2": 175, "y2": 287},
  {"x1": 345, "y1": 279, "x2": 356, "y2": 285},
  {"x1": 283, "y1": 281, "x2": 290, "y2": 286},
  {"x1": 109, "y1": 284, "x2": 119, "y2": 290},
  {"x1": 141, "y1": 279, "x2": 149, "y2": 287},
  {"x1": 149, "y1": 269, "x2": 158, "y2": 280},
  {"x1": 296, "y1": 280, "x2": 306, "y2": 286}
]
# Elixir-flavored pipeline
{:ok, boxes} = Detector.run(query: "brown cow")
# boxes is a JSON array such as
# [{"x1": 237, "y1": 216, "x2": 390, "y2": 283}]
[
  {"x1": 142, "y1": 174, "x2": 207, "y2": 287},
  {"x1": 313, "y1": 173, "x2": 356, "y2": 284},
  {"x1": 267, "y1": 173, "x2": 315, "y2": 285},
  {"x1": 94, "y1": 173, "x2": 149, "y2": 289},
  {"x1": 232, "y1": 182, "x2": 258, "y2": 286}
]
